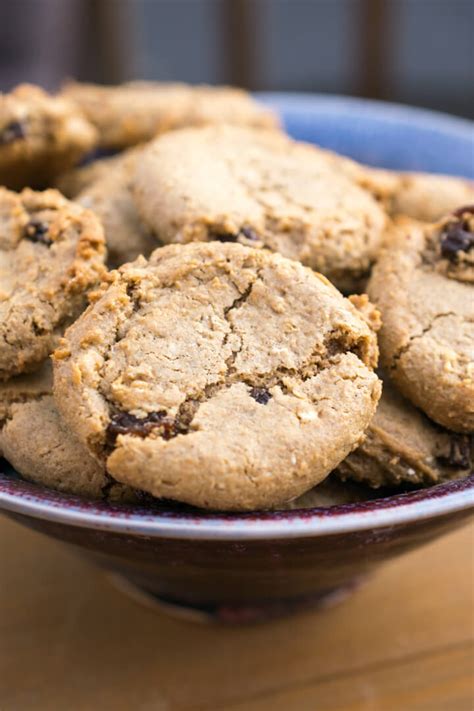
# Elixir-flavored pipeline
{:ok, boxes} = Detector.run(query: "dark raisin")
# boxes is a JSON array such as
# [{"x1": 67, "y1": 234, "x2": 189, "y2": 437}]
[
  {"x1": 24, "y1": 219, "x2": 53, "y2": 246},
  {"x1": 212, "y1": 232, "x2": 238, "y2": 243},
  {"x1": 240, "y1": 226, "x2": 259, "y2": 241},
  {"x1": 0, "y1": 120, "x2": 26, "y2": 146},
  {"x1": 211, "y1": 226, "x2": 260, "y2": 243},
  {"x1": 249, "y1": 387, "x2": 272, "y2": 405},
  {"x1": 440, "y1": 221, "x2": 474, "y2": 262},
  {"x1": 436, "y1": 435, "x2": 472, "y2": 470},
  {"x1": 106, "y1": 410, "x2": 168, "y2": 445},
  {"x1": 160, "y1": 419, "x2": 179, "y2": 440}
]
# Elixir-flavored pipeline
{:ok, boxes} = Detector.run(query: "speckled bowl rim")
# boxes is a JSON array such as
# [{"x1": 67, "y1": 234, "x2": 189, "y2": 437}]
[
  {"x1": 0, "y1": 469, "x2": 473, "y2": 540},
  {"x1": 1, "y1": 93, "x2": 473, "y2": 540}
]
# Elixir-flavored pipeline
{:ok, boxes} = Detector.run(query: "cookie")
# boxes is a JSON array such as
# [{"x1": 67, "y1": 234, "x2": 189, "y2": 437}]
[
  {"x1": 368, "y1": 209, "x2": 474, "y2": 432},
  {"x1": 61, "y1": 81, "x2": 279, "y2": 150},
  {"x1": 0, "y1": 188, "x2": 106, "y2": 379},
  {"x1": 357, "y1": 168, "x2": 474, "y2": 222},
  {"x1": 132, "y1": 125, "x2": 388, "y2": 292},
  {"x1": 0, "y1": 84, "x2": 97, "y2": 190},
  {"x1": 0, "y1": 361, "x2": 52, "y2": 457},
  {"x1": 390, "y1": 173, "x2": 474, "y2": 223},
  {"x1": 53, "y1": 241, "x2": 381, "y2": 511},
  {"x1": 0, "y1": 363, "x2": 136, "y2": 501},
  {"x1": 56, "y1": 147, "x2": 142, "y2": 197},
  {"x1": 59, "y1": 147, "x2": 158, "y2": 267},
  {"x1": 279, "y1": 475, "x2": 374, "y2": 510},
  {"x1": 337, "y1": 379, "x2": 473, "y2": 488},
  {"x1": 324, "y1": 155, "x2": 474, "y2": 223}
]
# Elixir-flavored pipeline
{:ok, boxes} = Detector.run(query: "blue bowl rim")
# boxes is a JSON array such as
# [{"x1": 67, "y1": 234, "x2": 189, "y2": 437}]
[
  {"x1": 1, "y1": 93, "x2": 473, "y2": 540},
  {"x1": 256, "y1": 91, "x2": 474, "y2": 145}
]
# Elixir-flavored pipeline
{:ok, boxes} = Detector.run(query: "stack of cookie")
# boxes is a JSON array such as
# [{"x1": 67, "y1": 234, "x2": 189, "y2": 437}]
[{"x1": 0, "y1": 81, "x2": 472, "y2": 511}]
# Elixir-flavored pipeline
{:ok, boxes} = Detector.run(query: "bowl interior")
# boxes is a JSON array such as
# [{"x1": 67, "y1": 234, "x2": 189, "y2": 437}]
[{"x1": 1, "y1": 93, "x2": 473, "y2": 538}]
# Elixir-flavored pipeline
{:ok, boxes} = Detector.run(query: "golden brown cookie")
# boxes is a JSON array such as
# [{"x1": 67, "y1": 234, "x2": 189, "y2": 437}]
[
  {"x1": 340, "y1": 161, "x2": 474, "y2": 222},
  {"x1": 390, "y1": 173, "x2": 474, "y2": 222},
  {"x1": 337, "y1": 379, "x2": 473, "y2": 487},
  {"x1": 0, "y1": 84, "x2": 97, "y2": 190},
  {"x1": 0, "y1": 188, "x2": 106, "y2": 379},
  {"x1": 59, "y1": 147, "x2": 158, "y2": 267},
  {"x1": 0, "y1": 364, "x2": 136, "y2": 501},
  {"x1": 368, "y1": 210, "x2": 474, "y2": 432},
  {"x1": 53, "y1": 242, "x2": 381, "y2": 511},
  {"x1": 132, "y1": 125, "x2": 387, "y2": 292},
  {"x1": 62, "y1": 81, "x2": 279, "y2": 150}
]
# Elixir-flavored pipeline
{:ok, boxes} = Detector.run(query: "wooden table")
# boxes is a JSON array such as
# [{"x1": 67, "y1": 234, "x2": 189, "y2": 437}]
[{"x1": 0, "y1": 517, "x2": 473, "y2": 710}]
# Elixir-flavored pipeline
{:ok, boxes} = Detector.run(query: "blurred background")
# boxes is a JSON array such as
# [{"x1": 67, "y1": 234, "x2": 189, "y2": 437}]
[{"x1": 1, "y1": 0, "x2": 473, "y2": 118}]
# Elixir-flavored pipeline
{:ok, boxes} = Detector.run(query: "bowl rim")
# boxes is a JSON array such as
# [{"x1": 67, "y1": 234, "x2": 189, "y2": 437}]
[
  {"x1": 256, "y1": 91, "x2": 474, "y2": 145},
  {"x1": 1, "y1": 469, "x2": 473, "y2": 540},
  {"x1": 1, "y1": 92, "x2": 473, "y2": 541}
]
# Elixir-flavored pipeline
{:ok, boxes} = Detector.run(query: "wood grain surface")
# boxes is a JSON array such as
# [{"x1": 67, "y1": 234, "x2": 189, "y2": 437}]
[{"x1": 0, "y1": 517, "x2": 473, "y2": 710}]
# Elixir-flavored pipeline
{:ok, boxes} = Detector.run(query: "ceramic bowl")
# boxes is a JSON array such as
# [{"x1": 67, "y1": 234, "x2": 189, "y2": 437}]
[{"x1": 1, "y1": 94, "x2": 473, "y2": 623}]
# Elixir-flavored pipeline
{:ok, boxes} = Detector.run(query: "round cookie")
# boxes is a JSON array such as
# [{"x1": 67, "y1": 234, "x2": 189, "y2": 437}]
[
  {"x1": 368, "y1": 209, "x2": 474, "y2": 432},
  {"x1": 0, "y1": 84, "x2": 97, "y2": 190},
  {"x1": 0, "y1": 188, "x2": 106, "y2": 379},
  {"x1": 0, "y1": 373, "x2": 136, "y2": 502},
  {"x1": 62, "y1": 81, "x2": 279, "y2": 150},
  {"x1": 58, "y1": 147, "x2": 158, "y2": 267},
  {"x1": 132, "y1": 125, "x2": 388, "y2": 292},
  {"x1": 53, "y1": 242, "x2": 381, "y2": 511},
  {"x1": 337, "y1": 379, "x2": 473, "y2": 488}
]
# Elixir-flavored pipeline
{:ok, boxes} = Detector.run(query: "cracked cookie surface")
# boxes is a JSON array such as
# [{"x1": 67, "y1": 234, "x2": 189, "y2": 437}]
[
  {"x1": 0, "y1": 361, "x2": 136, "y2": 501},
  {"x1": 337, "y1": 378, "x2": 473, "y2": 487},
  {"x1": 62, "y1": 81, "x2": 279, "y2": 150},
  {"x1": 53, "y1": 242, "x2": 381, "y2": 511},
  {"x1": 58, "y1": 146, "x2": 158, "y2": 267},
  {"x1": 0, "y1": 84, "x2": 97, "y2": 190},
  {"x1": 368, "y1": 210, "x2": 474, "y2": 432},
  {"x1": 132, "y1": 125, "x2": 387, "y2": 293},
  {"x1": 0, "y1": 187, "x2": 106, "y2": 379}
]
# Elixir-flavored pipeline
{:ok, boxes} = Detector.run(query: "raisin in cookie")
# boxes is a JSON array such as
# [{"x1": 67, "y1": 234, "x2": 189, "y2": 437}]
[
  {"x1": 368, "y1": 209, "x2": 474, "y2": 432},
  {"x1": 0, "y1": 188, "x2": 106, "y2": 379},
  {"x1": 53, "y1": 242, "x2": 381, "y2": 511},
  {"x1": 59, "y1": 147, "x2": 158, "y2": 267},
  {"x1": 132, "y1": 125, "x2": 387, "y2": 292},
  {"x1": 0, "y1": 84, "x2": 97, "y2": 190},
  {"x1": 62, "y1": 81, "x2": 279, "y2": 150},
  {"x1": 337, "y1": 379, "x2": 473, "y2": 488}
]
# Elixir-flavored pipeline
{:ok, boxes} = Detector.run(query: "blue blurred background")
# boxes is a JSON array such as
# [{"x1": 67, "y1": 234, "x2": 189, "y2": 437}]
[{"x1": 1, "y1": 0, "x2": 473, "y2": 118}]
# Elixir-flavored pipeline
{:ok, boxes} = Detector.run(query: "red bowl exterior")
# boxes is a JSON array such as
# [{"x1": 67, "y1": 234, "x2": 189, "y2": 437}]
[{"x1": 1, "y1": 470, "x2": 473, "y2": 621}]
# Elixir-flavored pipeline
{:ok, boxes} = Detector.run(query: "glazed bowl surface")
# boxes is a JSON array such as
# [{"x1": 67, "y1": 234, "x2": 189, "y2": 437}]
[{"x1": 1, "y1": 94, "x2": 473, "y2": 622}]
